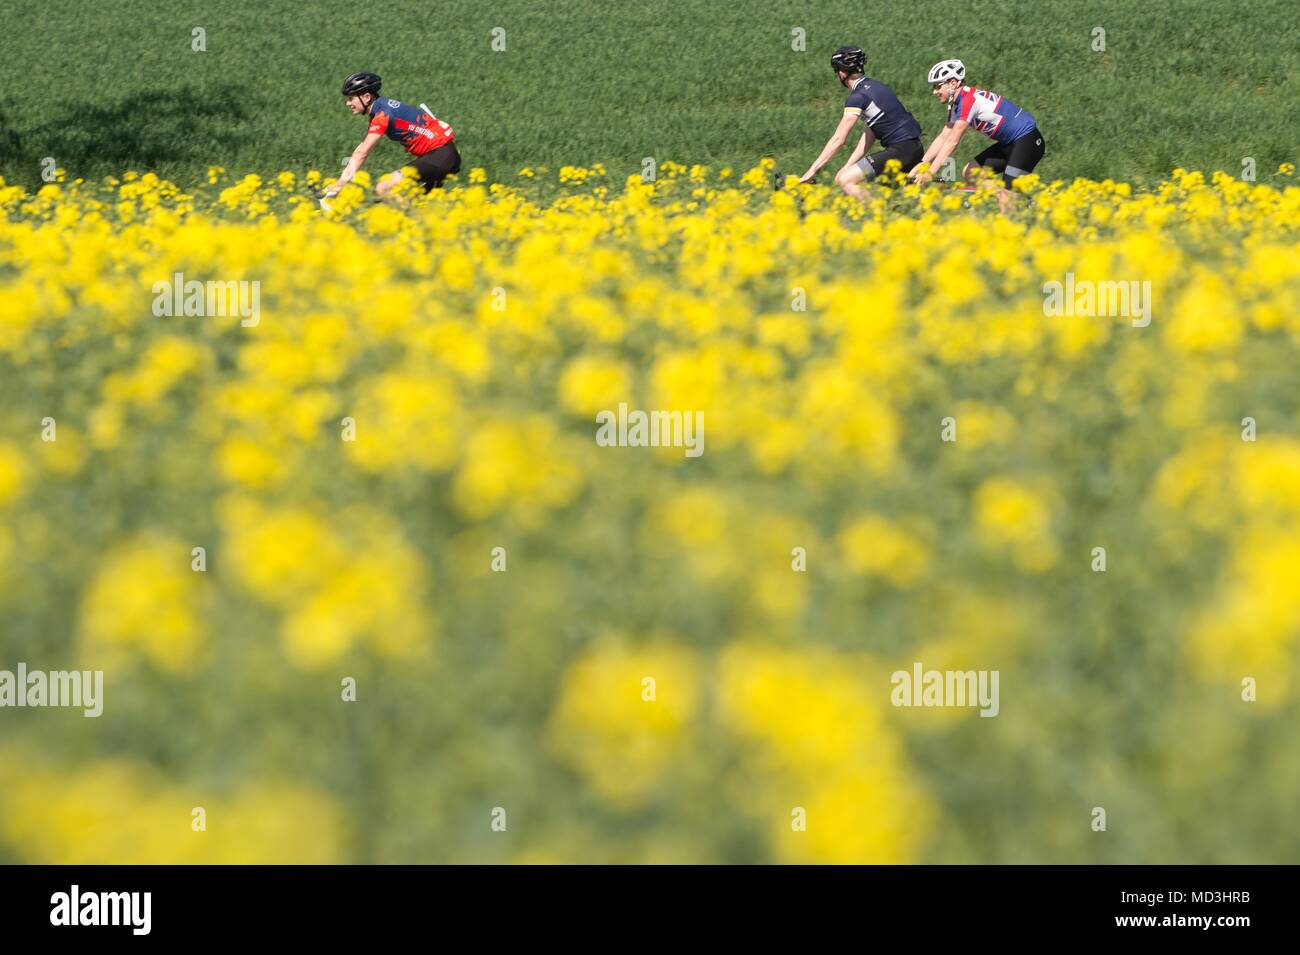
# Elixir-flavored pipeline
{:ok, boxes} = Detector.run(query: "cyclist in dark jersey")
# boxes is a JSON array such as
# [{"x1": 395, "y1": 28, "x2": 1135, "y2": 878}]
[
  {"x1": 323, "y1": 72, "x2": 461, "y2": 208},
  {"x1": 798, "y1": 46, "x2": 924, "y2": 198}
]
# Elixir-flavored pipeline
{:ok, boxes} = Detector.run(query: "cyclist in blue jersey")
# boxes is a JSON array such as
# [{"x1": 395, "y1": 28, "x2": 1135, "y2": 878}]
[
  {"x1": 911, "y1": 59, "x2": 1044, "y2": 210},
  {"x1": 322, "y1": 72, "x2": 460, "y2": 209},
  {"x1": 797, "y1": 46, "x2": 925, "y2": 198}
]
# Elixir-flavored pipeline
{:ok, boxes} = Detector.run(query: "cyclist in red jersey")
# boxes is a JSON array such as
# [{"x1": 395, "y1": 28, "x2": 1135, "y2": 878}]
[{"x1": 323, "y1": 72, "x2": 461, "y2": 207}]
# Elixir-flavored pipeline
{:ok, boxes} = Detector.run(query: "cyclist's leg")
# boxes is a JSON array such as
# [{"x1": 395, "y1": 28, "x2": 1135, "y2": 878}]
[
  {"x1": 375, "y1": 170, "x2": 407, "y2": 199},
  {"x1": 838, "y1": 140, "x2": 923, "y2": 197},
  {"x1": 1002, "y1": 130, "x2": 1045, "y2": 189},
  {"x1": 893, "y1": 139, "x2": 925, "y2": 177},
  {"x1": 965, "y1": 142, "x2": 1009, "y2": 186},
  {"x1": 442, "y1": 142, "x2": 462, "y2": 180},
  {"x1": 411, "y1": 142, "x2": 461, "y2": 193},
  {"x1": 835, "y1": 159, "x2": 870, "y2": 198},
  {"x1": 995, "y1": 131, "x2": 1045, "y2": 213}
]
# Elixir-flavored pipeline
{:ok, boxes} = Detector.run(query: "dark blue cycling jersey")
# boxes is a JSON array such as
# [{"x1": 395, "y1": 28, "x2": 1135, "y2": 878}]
[{"x1": 843, "y1": 76, "x2": 922, "y2": 147}]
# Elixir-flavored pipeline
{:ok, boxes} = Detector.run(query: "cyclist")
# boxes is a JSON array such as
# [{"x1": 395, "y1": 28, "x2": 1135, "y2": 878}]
[
  {"x1": 910, "y1": 59, "x2": 1044, "y2": 208},
  {"x1": 322, "y1": 72, "x2": 460, "y2": 208},
  {"x1": 798, "y1": 46, "x2": 924, "y2": 197}
]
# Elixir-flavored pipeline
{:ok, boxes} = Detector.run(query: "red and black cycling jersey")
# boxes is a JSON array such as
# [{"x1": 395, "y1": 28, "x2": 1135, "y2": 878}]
[{"x1": 367, "y1": 97, "x2": 454, "y2": 156}]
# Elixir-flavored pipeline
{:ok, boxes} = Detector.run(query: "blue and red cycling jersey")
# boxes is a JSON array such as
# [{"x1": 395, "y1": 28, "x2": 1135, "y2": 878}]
[
  {"x1": 947, "y1": 87, "x2": 1036, "y2": 144},
  {"x1": 367, "y1": 97, "x2": 454, "y2": 156}
]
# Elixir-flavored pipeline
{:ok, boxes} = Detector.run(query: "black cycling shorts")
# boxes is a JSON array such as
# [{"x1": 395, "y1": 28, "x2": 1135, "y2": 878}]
[
  {"x1": 972, "y1": 129, "x2": 1045, "y2": 188},
  {"x1": 406, "y1": 141, "x2": 462, "y2": 191},
  {"x1": 856, "y1": 138, "x2": 924, "y2": 179}
]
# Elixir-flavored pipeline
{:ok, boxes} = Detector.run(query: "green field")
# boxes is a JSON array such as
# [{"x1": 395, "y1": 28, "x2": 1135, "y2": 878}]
[{"x1": 1, "y1": 0, "x2": 1296, "y2": 188}]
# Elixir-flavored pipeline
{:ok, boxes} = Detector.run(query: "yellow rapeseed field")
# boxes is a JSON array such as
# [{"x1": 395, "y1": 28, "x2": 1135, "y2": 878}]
[{"x1": 1, "y1": 161, "x2": 1298, "y2": 862}]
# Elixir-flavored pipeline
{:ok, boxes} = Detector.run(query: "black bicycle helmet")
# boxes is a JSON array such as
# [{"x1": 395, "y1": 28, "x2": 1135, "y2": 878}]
[
  {"x1": 342, "y1": 71, "x2": 382, "y2": 97},
  {"x1": 830, "y1": 46, "x2": 866, "y2": 75}
]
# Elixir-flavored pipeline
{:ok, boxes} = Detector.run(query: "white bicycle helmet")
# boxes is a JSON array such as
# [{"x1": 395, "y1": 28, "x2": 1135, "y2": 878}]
[{"x1": 927, "y1": 59, "x2": 966, "y2": 84}]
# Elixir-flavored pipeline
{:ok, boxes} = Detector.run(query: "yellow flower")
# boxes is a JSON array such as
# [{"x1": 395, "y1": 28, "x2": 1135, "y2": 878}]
[
  {"x1": 280, "y1": 513, "x2": 433, "y2": 667},
  {"x1": 1186, "y1": 526, "x2": 1300, "y2": 704},
  {"x1": 80, "y1": 534, "x2": 208, "y2": 672},
  {"x1": 219, "y1": 498, "x2": 346, "y2": 604},
  {"x1": 1149, "y1": 429, "x2": 1239, "y2": 532},
  {"x1": 104, "y1": 336, "x2": 207, "y2": 405},
  {"x1": 973, "y1": 477, "x2": 1058, "y2": 572},
  {"x1": 718, "y1": 645, "x2": 936, "y2": 863},
  {"x1": 1165, "y1": 271, "x2": 1243, "y2": 354},
  {"x1": 35, "y1": 426, "x2": 88, "y2": 475},
  {"x1": 219, "y1": 497, "x2": 432, "y2": 667},
  {"x1": 950, "y1": 400, "x2": 1016, "y2": 449},
  {"x1": 0, "y1": 748, "x2": 348, "y2": 863},
  {"x1": 1237, "y1": 436, "x2": 1300, "y2": 518},
  {"x1": 452, "y1": 416, "x2": 585, "y2": 525},
  {"x1": 438, "y1": 248, "x2": 475, "y2": 289},
  {"x1": 557, "y1": 354, "x2": 631, "y2": 416},
  {"x1": 0, "y1": 442, "x2": 29, "y2": 507},
  {"x1": 549, "y1": 638, "x2": 701, "y2": 804},
  {"x1": 642, "y1": 486, "x2": 742, "y2": 582},
  {"x1": 838, "y1": 513, "x2": 931, "y2": 587},
  {"x1": 343, "y1": 372, "x2": 461, "y2": 474},
  {"x1": 215, "y1": 435, "x2": 285, "y2": 487}
]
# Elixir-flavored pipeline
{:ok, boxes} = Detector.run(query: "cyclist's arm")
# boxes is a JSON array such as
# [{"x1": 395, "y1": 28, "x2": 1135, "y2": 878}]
[
  {"x1": 799, "y1": 112, "x2": 860, "y2": 182},
  {"x1": 925, "y1": 120, "x2": 967, "y2": 173},
  {"x1": 918, "y1": 125, "x2": 952, "y2": 167},
  {"x1": 330, "y1": 131, "x2": 383, "y2": 193},
  {"x1": 912, "y1": 122, "x2": 965, "y2": 181},
  {"x1": 845, "y1": 129, "x2": 876, "y2": 168}
]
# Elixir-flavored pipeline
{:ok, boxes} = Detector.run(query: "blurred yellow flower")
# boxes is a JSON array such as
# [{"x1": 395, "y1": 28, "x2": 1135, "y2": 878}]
[
  {"x1": 557, "y1": 355, "x2": 631, "y2": 416},
  {"x1": 35, "y1": 426, "x2": 88, "y2": 475},
  {"x1": 549, "y1": 638, "x2": 701, "y2": 804},
  {"x1": 0, "y1": 749, "x2": 347, "y2": 863},
  {"x1": 215, "y1": 435, "x2": 285, "y2": 487},
  {"x1": 80, "y1": 534, "x2": 208, "y2": 672},
  {"x1": 718, "y1": 645, "x2": 936, "y2": 863},
  {"x1": 838, "y1": 513, "x2": 931, "y2": 587},
  {"x1": 452, "y1": 416, "x2": 585, "y2": 525},
  {"x1": 0, "y1": 442, "x2": 29, "y2": 507},
  {"x1": 344, "y1": 371, "x2": 461, "y2": 475},
  {"x1": 973, "y1": 477, "x2": 1058, "y2": 572},
  {"x1": 1186, "y1": 526, "x2": 1300, "y2": 703}
]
